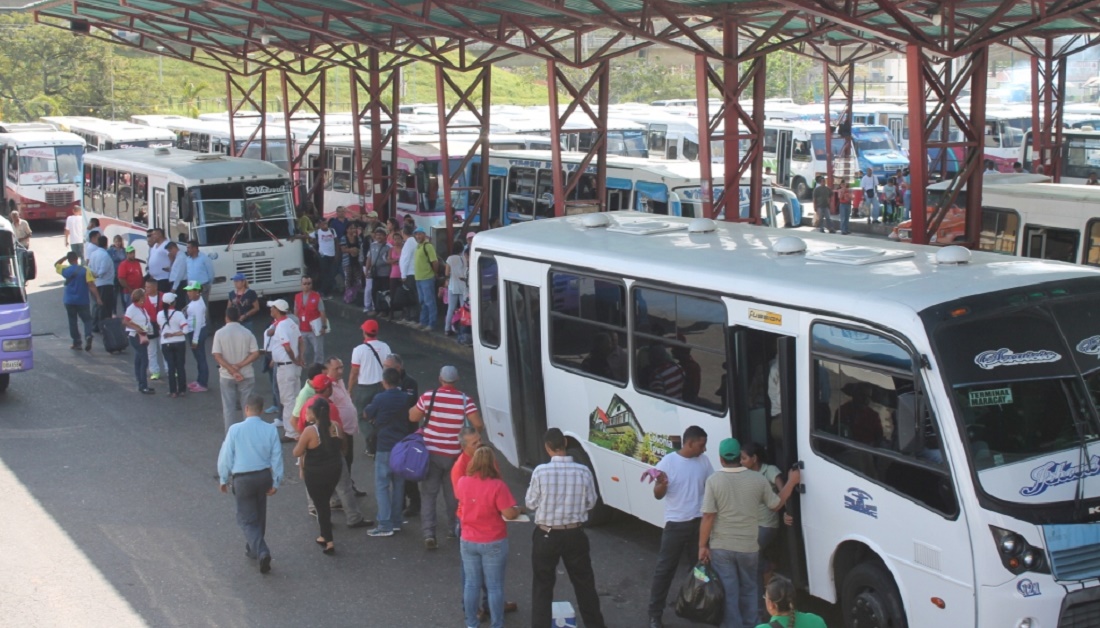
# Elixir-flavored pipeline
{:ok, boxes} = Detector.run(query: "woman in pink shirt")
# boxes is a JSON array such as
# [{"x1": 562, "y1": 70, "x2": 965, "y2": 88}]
[{"x1": 456, "y1": 446, "x2": 521, "y2": 628}]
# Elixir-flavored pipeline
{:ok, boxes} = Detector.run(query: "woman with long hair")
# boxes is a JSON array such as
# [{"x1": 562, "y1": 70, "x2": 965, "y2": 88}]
[
  {"x1": 755, "y1": 574, "x2": 826, "y2": 628},
  {"x1": 156, "y1": 291, "x2": 189, "y2": 398},
  {"x1": 455, "y1": 446, "x2": 521, "y2": 628},
  {"x1": 122, "y1": 288, "x2": 155, "y2": 395},
  {"x1": 293, "y1": 398, "x2": 345, "y2": 555},
  {"x1": 742, "y1": 441, "x2": 784, "y2": 607}
]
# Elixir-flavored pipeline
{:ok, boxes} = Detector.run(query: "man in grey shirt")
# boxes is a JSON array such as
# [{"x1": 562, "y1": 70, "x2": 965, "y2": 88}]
[{"x1": 212, "y1": 306, "x2": 261, "y2": 432}]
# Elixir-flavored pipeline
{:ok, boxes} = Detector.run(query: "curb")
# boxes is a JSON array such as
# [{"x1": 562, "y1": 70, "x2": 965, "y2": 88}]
[{"x1": 323, "y1": 295, "x2": 474, "y2": 363}]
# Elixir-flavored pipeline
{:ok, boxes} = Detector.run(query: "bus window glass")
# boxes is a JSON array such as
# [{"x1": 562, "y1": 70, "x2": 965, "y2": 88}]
[
  {"x1": 811, "y1": 322, "x2": 954, "y2": 516},
  {"x1": 763, "y1": 128, "x2": 778, "y2": 153},
  {"x1": 6, "y1": 148, "x2": 17, "y2": 183},
  {"x1": 0, "y1": 232, "x2": 24, "y2": 305},
  {"x1": 1024, "y1": 225, "x2": 1079, "y2": 263},
  {"x1": 683, "y1": 139, "x2": 699, "y2": 161},
  {"x1": 478, "y1": 257, "x2": 500, "y2": 348},
  {"x1": 117, "y1": 172, "x2": 134, "y2": 223},
  {"x1": 398, "y1": 168, "x2": 417, "y2": 206},
  {"x1": 978, "y1": 208, "x2": 1019, "y2": 254},
  {"x1": 852, "y1": 128, "x2": 898, "y2": 152},
  {"x1": 648, "y1": 125, "x2": 668, "y2": 154},
  {"x1": 549, "y1": 271, "x2": 627, "y2": 385},
  {"x1": 1087, "y1": 220, "x2": 1100, "y2": 266},
  {"x1": 632, "y1": 287, "x2": 727, "y2": 412},
  {"x1": 1062, "y1": 137, "x2": 1100, "y2": 180},
  {"x1": 792, "y1": 139, "x2": 812, "y2": 162},
  {"x1": 508, "y1": 166, "x2": 536, "y2": 219},
  {"x1": 133, "y1": 174, "x2": 149, "y2": 226},
  {"x1": 190, "y1": 180, "x2": 294, "y2": 245}
]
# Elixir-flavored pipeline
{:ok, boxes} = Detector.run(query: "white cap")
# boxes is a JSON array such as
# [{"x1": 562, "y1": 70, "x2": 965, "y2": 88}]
[
  {"x1": 268, "y1": 298, "x2": 290, "y2": 312},
  {"x1": 161, "y1": 292, "x2": 177, "y2": 305}
]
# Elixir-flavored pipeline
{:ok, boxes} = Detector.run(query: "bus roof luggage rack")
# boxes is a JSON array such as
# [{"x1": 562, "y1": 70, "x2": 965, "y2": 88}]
[{"x1": 806, "y1": 246, "x2": 915, "y2": 265}]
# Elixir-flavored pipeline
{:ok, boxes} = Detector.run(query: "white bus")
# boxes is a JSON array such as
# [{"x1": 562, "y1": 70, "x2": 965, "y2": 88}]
[
  {"x1": 82, "y1": 148, "x2": 303, "y2": 300},
  {"x1": 1021, "y1": 128, "x2": 1100, "y2": 184},
  {"x1": 43, "y1": 118, "x2": 175, "y2": 152},
  {"x1": 471, "y1": 211, "x2": 1100, "y2": 628},
  {"x1": 161, "y1": 118, "x2": 293, "y2": 172},
  {"x1": 0, "y1": 131, "x2": 84, "y2": 220}
]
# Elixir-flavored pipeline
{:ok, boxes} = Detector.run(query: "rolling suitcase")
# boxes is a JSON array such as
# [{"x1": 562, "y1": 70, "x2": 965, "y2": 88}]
[{"x1": 101, "y1": 317, "x2": 128, "y2": 354}]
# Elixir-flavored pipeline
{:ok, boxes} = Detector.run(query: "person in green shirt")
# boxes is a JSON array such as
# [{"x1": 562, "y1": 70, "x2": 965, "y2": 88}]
[
  {"x1": 756, "y1": 574, "x2": 827, "y2": 628},
  {"x1": 411, "y1": 227, "x2": 440, "y2": 330}
]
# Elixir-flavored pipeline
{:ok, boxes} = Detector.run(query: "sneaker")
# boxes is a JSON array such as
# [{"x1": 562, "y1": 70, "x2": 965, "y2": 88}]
[
  {"x1": 347, "y1": 520, "x2": 374, "y2": 529},
  {"x1": 424, "y1": 537, "x2": 437, "y2": 550},
  {"x1": 330, "y1": 502, "x2": 344, "y2": 511},
  {"x1": 191, "y1": 384, "x2": 208, "y2": 393},
  {"x1": 150, "y1": 373, "x2": 161, "y2": 381},
  {"x1": 272, "y1": 418, "x2": 283, "y2": 427},
  {"x1": 308, "y1": 508, "x2": 317, "y2": 518},
  {"x1": 139, "y1": 388, "x2": 156, "y2": 395},
  {"x1": 70, "y1": 343, "x2": 82, "y2": 350},
  {"x1": 264, "y1": 405, "x2": 278, "y2": 414},
  {"x1": 84, "y1": 336, "x2": 93, "y2": 351},
  {"x1": 446, "y1": 530, "x2": 458, "y2": 540},
  {"x1": 366, "y1": 528, "x2": 394, "y2": 537}
]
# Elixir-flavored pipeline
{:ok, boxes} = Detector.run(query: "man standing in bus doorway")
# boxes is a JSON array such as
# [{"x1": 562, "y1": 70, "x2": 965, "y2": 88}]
[
  {"x1": 698, "y1": 438, "x2": 801, "y2": 628},
  {"x1": 647, "y1": 426, "x2": 713, "y2": 628},
  {"x1": 412, "y1": 227, "x2": 440, "y2": 332},
  {"x1": 294, "y1": 277, "x2": 327, "y2": 366},
  {"x1": 183, "y1": 240, "x2": 214, "y2": 304},
  {"x1": 146, "y1": 228, "x2": 172, "y2": 294},
  {"x1": 811, "y1": 176, "x2": 835, "y2": 234},
  {"x1": 268, "y1": 298, "x2": 304, "y2": 442},
  {"x1": 55, "y1": 252, "x2": 101, "y2": 351},
  {"x1": 860, "y1": 167, "x2": 881, "y2": 224},
  {"x1": 526, "y1": 428, "x2": 607, "y2": 628},
  {"x1": 64, "y1": 205, "x2": 86, "y2": 262}
]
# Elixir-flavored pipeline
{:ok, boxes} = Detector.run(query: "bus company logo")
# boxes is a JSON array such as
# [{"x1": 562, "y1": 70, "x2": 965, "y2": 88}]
[
  {"x1": 843, "y1": 487, "x2": 878, "y2": 518},
  {"x1": 245, "y1": 184, "x2": 288, "y2": 196},
  {"x1": 1017, "y1": 579, "x2": 1041, "y2": 598},
  {"x1": 974, "y1": 348, "x2": 1062, "y2": 370},
  {"x1": 1076, "y1": 335, "x2": 1100, "y2": 358},
  {"x1": 240, "y1": 251, "x2": 266, "y2": 258},
  {"x1": 1020, "y1": 455, "x2": 1100, "y2": 497},
  {"x1": 748, "y1": 309, "x2": 782, "y2": 326}
]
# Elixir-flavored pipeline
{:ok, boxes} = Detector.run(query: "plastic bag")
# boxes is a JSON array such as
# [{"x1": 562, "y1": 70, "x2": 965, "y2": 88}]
[{"x1": 674, "y1": 562, "x2": 725, "y2": 625}]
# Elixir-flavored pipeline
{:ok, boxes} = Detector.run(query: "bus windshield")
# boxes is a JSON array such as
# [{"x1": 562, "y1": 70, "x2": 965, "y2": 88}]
[
  {"x1": 0, "y1": 232, "x2": 25, "y2": 305},
  {"x1": 17, "y1": 145, "x2": 82, "y2": 185},
  {"x1": 810, "y1": 134, "x2": 849, "y2": 160},
  {"x1": 852, "y1": 129, "x2": 899, "y2": 152},
  {"x1": 926, "y1": 281, "x2": 1100, "y2": 507},
  {"x1": 190, "y1": 179, "x2": 295, "y2": 246}
]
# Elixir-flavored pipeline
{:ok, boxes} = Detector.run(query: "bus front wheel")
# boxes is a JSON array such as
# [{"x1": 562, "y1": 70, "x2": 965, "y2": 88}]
[
  {"x1": 841, "y1": 561, "x2": 907, "y2": 628},
  {"x1": 793, "y1": 177, "x2": 810, "y2": 200},
  {"x1": 0, "y1": 373, "x2": 9, "y2": 394}
]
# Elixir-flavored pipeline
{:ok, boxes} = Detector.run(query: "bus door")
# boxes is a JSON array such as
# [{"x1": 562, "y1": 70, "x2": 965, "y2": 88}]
[
  {"x1": 775, "y1": 130, "x2": 793, "y2": 188},
  {"x1": 888, "y1": 117, "x2": 904, "y2": 145},
  {"x1": 506, "y1": 280, "x2": 547, "y2": 470},
  {"x1": 1023, "y1": 225, "x2": 1079, "y2": 263},
  {"x1": 488, "y1": 175, "x2": 505, "y2": 225},
  {"x1": 153, "y1": 187, "x2": 168, "y2": 233}
]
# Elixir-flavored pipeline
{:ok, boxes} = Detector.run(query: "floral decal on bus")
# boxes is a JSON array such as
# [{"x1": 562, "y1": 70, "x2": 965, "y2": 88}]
[{"x1": 588, "y1": 394, "x2": 677, "y2": 465}]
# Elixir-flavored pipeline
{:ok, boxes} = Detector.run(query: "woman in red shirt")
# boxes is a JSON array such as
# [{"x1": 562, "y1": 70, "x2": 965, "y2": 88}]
[{"x1": 456, "y1": 447, "x2": 521, "y2": 628}]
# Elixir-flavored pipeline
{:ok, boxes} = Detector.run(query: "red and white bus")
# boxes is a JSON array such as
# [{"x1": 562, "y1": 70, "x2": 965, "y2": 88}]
[{"x1": 0, "y1": 131, "x2": 84, "y2": 220}]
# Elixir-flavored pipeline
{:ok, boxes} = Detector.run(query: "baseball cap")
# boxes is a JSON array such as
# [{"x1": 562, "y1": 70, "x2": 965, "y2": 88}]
[
  {"x1": 268, "y1": 298, "x2": 290, "y2": 312},
  {"x1": 231, "y1": 272, "x2": 247, "y2": 281},
  {"x1": 361, "y1": 319, "x2": 379, "y2": 336},
  {"x1": 183, "y1": 281, "x2": 202, "y2": 291},
  {"x1": 310, "y1": 374, "x2": 331, "y2": 391},
  {"x1": 366, "y1": 211, "x2": 378, "y2": 218},
  {"x1": 440, "y1": 365, "x2": 459, "y2": 383},
  {"x1": 124, "y1": 246, "x2": 135, "y2": 253},
  {"x1": 161, "y1": 292, "x2": 178, "y2": 305},
  {"x1": 719, "y1": 438, "x2": 741, "y2": 461},
  {"x1": 413, "y1": 227, "x2": 426, "y2": 235}
]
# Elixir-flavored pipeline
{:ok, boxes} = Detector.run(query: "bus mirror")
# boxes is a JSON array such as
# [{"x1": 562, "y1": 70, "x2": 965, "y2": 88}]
[{"x1": 20, "y1": 248, "x2": 36, "y2": 282}]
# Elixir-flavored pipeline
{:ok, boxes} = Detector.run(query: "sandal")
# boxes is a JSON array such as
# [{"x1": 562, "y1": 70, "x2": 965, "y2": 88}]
[
  {"x1": 315, "y1": 537, "x2": 326, "y2": 547},
  {"x1": 322, "y1": 543, "x2": 335, "y2": 555}
]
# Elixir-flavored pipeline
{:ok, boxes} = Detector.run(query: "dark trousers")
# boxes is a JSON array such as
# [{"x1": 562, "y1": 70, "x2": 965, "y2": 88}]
[
  {"x1": 318, "y1": 255, "x2": 338, "y2": 296},
  {"x1": 405, "y1": 480, "x2": 421, "y2": 512},
  {"x1": 64, "y1": 303, "x2": 93, "y2": 344},
  {"x1": 531, "y1": 527, "x2": 606, "y2": 628},
  {"x1": 188, "y1": 327, "x2": 209, "y2": 387},
  {"x1": 163, "y1": 342, "x2": 187, "y2": 394},
  {"x1": 648, "y1": 517, "x2": 701, "y2": 618},
  {"x1": 157, "y1": 278, "x2": 172, "y2": 294},
  {"x1": 129, "y1": 335, "x2": 149, "y2": 390},
  {"x1": 304, "y1": 461, "x2": 342, "y2": 542},
  {"x1": 94, "y1": 284, "x2": 116, "y2": 329},
  {"x1": 233, "y1": 469, "x2": 273, "y2": 560}
]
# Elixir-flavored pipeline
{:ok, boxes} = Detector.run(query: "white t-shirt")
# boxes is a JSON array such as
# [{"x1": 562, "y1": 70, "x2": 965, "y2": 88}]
[
  {"x1": 350, "y1": 339, "x2": 392, "y2": 385},
  {"x1": 157, "y1": 308, "x2": 190, "y2": 345},
  {"x1": 123, "y1": 303, "x2": 151, "y2": 337},
  {"x1": 398, "y1": 239, "x2": 416, "y2": 277},
  {"x1": 147, "y1": 241, "x2": 171, "y2": 280},
  {"x1": 655, "y1": 451, "x2": 714, "y2": 523},
  {"x1": 446, "y1": 254, "x2": 468, "y2": 296},
  {"x1": 311, "y1": 228, "x2": 338, "y2": 257},
  {"x1": 860, "y1": 174, "x2": 877, "y2": 192},
  {"x1": 65, "y1": 215, "x2": 85, "y2": 243},
  {"x1": 185, "y1": 296, "x2": 207, "y2": 340},
  {"x1": 270, "y1": 316, "x2": 301, "y2": 363}
]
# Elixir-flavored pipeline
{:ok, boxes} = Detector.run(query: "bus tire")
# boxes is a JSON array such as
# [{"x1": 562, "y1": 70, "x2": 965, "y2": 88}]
[
  {"x1": 793, "y1": 177, "x2": 810, "y2": 200},
  {"x1": 841, "y1": 560, "x2": 907, "y2": 628},
  {"x1": 567, "y1": 444, "x2": 615, "y2": 527},
  {"x1": 0, "y1": 373, "x2": 9, "y2": 394}
]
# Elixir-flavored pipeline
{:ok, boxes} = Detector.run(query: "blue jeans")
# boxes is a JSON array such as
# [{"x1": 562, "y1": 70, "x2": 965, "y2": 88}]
[
  {"x1": 64, "y1": 303, "x2": 93, "y2": 344},
  {"x1": 416, "y1": 278, "x2": 437, "y2": 328},
  {"x1": 129, "y1": 335, "x2": 149, "y2": 390},
  {"x1": 461, "y1": 538, "x2": 508, "y2": 628},
  {"x1": 188, "y1": 327, "x2": 209, "y2": 387},
  {"x1": 374, "y1": 451, "x2": 405, "y2": 532},
  {"x1": 839, "y1": 203, "x2": 851, "y2": 233},
  {"x1": 709, "y1": 549, "x2": 759, "y2": 628}
]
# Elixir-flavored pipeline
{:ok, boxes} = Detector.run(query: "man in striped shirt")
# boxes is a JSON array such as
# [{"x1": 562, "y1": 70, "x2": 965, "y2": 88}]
[
  {"x1": 408, "y1": 365, "x2": 483, "y2": 549},
  {"x1": 525, "y1": 428, "x2": 607, "y2": 628}
]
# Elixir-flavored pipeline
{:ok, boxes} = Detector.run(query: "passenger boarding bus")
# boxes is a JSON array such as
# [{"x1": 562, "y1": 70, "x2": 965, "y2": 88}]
[
  {"x1": 82, "y1": 148, "x2": 302, "y2": 300},
  {"x1": 0, "y1": 214, "x2": 35, "y2": 393},
  {"x1": 1021, "y1": 128, "x2": 1100, "y2": 183},
  {"x1": 471, "y1": 211, "x2": 1100, "y2": 628},
  {"x1": 45, "y1": 118, "x2": 175, "y2": 152},
  {"x1": 0, "y1": 131, "x2": 84, "y2": 219}
]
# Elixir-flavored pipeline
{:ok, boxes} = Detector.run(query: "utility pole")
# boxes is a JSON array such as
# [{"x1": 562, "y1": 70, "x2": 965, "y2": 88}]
[{"x1": 156, "y1": 46, "x2": 164, "y2": 84}]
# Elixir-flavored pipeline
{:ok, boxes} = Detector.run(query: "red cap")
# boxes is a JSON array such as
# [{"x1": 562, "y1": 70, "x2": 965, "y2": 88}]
[
  {"x1": 310, "y1": 374, "x2": 331, "y2": 391},
  {"x1": 361, "y1": 319, "x2": 379, "y2": 336}
]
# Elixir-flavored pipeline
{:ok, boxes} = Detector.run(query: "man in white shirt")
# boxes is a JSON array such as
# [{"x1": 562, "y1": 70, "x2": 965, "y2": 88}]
[
  {"x1": 183, "y1": 282, "x2": 210, "y2": 393},
  {"x1": 146, "y1": 228, "x2": 172, "y2": 293},
  {"x1": 859, "y1": 168, "x2": 881, "y2": 224},
  {"x1": 983, "y1": 159, "x2": 998, "y2": 178},
  {"x1": 348, "y1": 319, "x2": 392, "y2": 452},
  {"x1": 397, "y1": 225, "x2": 418, "y2": 321},
  {"x1": 64, "y1": 206, "x2": 86, "y2": 261},
  {"x1": 647, "y1": 426, "x2": 714, "y2": 628},
  {"x1": 212, "y1": 306, "x2": 261, "y2": 431},
  {"x1": 310, "y1": 217, "x2": 339, "y2": 298},
  {"x1": 267, "y1": 298, "x2": 303, "y2": 441}
]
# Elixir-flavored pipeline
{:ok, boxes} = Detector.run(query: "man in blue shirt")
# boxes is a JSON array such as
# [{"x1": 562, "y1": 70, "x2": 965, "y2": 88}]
[
  {"x1": 218, "y1": 394, "x2": 284, "y2": 574},
  {"x1": 87, "y1": 234, "x2": 116, "y2": 331},
  {"x1": 364, "y1": 367, "x2": 414, "y2": 536},
  {"x1": 184, "y1": 240, "x2": 215, "y2": 303},
  {"x1": 329, "y1": 206, "x2": 348, "y2": 239},
  {"x1": 55, "y1": 252, "x2": 101, "y2": 351}
]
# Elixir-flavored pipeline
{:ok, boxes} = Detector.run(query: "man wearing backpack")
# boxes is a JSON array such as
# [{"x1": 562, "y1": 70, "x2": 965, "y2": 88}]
[
  {"x1": 348, "y1": 319, "x2": 391, "y2": 455},
  {"x1": 364, "y1": 368, "x2": 411, "y2": 537},
  {"x1": 408, "y1": 365, "x2": 483, "y2": 550}
]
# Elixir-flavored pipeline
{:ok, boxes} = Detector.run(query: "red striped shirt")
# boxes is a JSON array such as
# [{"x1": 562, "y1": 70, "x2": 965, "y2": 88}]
[{"x1": 417, "y1": 386, "x2": 477, "y2": 457}]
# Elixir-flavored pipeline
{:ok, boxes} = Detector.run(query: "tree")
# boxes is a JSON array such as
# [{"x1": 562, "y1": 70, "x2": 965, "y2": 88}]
[{"x1": 179, "y1": 81, "x2": 209, "y2": 118}]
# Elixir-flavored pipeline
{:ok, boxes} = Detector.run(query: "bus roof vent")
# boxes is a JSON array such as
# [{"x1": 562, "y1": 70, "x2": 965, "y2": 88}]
[
  {"x1": 153, "y1": 146, "x2": 171, "y2": 156},
  {"x1": 935, "y1": 245, "x2": 971, "y2": 265},
  {"x1": 193, "y1": 153, "x2": 225, "y2": 162},
  {"x1": 772, "y1": 236, "x2": 807, "y2": 256},
  {"x1": 580, "y1": 213, "x2": 611, "y2": 229},
  {"x1": 606, "y1": 218, "x2": 687, "y2": 236},
  {"x1": 806, "y1": 246, "x2": 915, "y2": 265},
  {"x1": 687, "y1": 217, "x2": 717, "y2": 233}
]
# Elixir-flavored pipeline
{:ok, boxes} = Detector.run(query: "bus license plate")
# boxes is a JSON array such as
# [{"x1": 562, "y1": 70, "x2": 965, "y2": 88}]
[{"x1": 1, "y1": 359, "x2": 23, "y2": 371}]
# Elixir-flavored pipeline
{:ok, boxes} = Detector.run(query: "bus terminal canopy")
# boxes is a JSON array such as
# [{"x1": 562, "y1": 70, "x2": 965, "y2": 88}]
[{"x1": 26, "y1": 0, "x2": 1100, "y2": 73}]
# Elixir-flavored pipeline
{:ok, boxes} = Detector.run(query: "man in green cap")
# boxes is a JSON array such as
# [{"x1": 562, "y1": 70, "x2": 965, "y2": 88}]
[
  {"x1": 698, "y1": 438, "x2": 801, "y2": 628},
  {"x1": 183, "y1": 281, "x2": 210, "y2": 392},
  {"x1": 116, "y1": 245, "x2": 145, "y2": 308}
]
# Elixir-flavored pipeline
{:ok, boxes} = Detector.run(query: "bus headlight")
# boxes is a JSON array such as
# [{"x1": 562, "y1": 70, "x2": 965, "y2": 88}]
[
  {"x1": 2, "y1": 339, "x2": 30, "y2": 352},
  {"x1": 990, "y1": 526, "x2": 1048, "y2": 575}
]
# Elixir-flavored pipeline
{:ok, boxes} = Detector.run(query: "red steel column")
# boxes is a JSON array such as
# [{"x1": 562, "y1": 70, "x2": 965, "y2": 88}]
[
  {"x1": 906, "y1": 44, "x2": 928, "y2": 245},
  {"x1": 546, "y1": 60, "x2": 565, "y2": 218},
  {"x1": 823, "y1": 62, "x2": 833, "y2": 188},
  {"x1": 1030, "y1": 55, "x2": 1042, "y2": 173},
  {"x1": 749, "y1": 53, "x2": 765, "y2": 223},
  {"x1": 965, "y1": 48, "x2": 988, "y2": 246},
  {"x1": 695, "y1": 54, "x2": 715, "y2": 219},
  {"x1": 280, "y1": 69, "x2": 325, "y2": 212},
  {"x1": 435, "y1": 65, "x2": 454, "y2": 246}
]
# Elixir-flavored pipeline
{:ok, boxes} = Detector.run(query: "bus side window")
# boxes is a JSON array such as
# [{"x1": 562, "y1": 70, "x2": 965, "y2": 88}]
[
  {"x1": 810, "y1": 322, "x2": 956, "y2": 517},
  {"x1": 1086, "y1": 219, "x2": 1100, "y2": 266},
  {"x1": 133, "y1": 174, "x2": 149, "y2": 226},
  {"x1": 978, "y1": 207, "x2": 1019, "y2": 255},
  {"x1": 117, "y1": 172, "x2": 133, "y2": 223},
  {"x1": 104, "y1": 168, "x2": 119, "y2": 219},
  {"x1": 548, "y1": 270, "x2": 627, "y2": 385},
  {"x1": 478, "y1": 257, "x2": 500, "y2": 348},
  {"x1": 682, "y1": 139, "x2": 698, "y2": 161},
  {"x1": 6, "y1": 148, "x2": 17, "y2": 183},
  {"x1": 763, "y1": 128, "x2": 778, "y2": 154},
  {"x1": 792, "y1": 140, "x2": 812, "y2": 162}
]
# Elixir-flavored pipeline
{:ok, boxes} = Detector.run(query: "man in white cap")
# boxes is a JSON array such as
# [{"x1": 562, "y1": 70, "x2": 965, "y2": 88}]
[{"x1": 266, "y1": 298, "x2": 303, "y2": 441}]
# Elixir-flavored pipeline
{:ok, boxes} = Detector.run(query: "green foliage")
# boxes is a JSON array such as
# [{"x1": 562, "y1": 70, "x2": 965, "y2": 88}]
[{"x1": 612, "y1": 427, "x2": 637, "y2": 455}]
